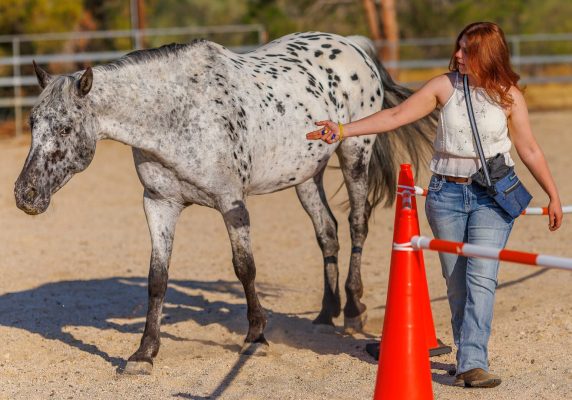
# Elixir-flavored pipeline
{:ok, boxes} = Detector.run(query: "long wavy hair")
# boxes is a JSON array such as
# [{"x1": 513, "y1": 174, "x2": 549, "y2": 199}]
[{"x1": 449, "y1": 22, "x2": 521, "y2": 107}]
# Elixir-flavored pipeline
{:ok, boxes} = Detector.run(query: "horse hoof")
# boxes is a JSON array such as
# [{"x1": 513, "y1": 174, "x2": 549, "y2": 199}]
[
  {"x1": 122, "y1": 361, "x2": 153, "y2": 375},
  {"x1": 312, "y1": 312, "x2": 335, "y2": 327},
  {"x1": 312, "y1": 323, "x2": 336, "y2": 334},
  {"x1": 344, "y1": 312, "x2": 368, "y2": 334},
  {"x1": 240, "y1": 341, "x2": 269, "y2": 356}
]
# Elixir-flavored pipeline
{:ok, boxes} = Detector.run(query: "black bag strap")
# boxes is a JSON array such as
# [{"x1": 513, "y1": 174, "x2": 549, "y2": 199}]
[{"x1": 462, "y1": 74, "x2": 493, "y2": 189}]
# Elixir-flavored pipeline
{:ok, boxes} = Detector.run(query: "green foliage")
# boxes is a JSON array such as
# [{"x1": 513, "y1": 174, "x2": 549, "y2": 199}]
[
  {"x1": 148, "y1": 0, "x2": 249, "y2": 27},
  {"x1": 2, "y1": 1, "x2": 572, "y2": 51},
  {"x1": 395, "y1": 1, "x2": 572, "y2": 61},
  {"x1": 240, "y1": 0, "x2": 369, "y2": 39},
  {"x1": 81, "y1": 1, "x2": 132, "y2": 52},
  {"x1": 0, "y1": 0, "x2": 83, "y2": 35},
  {"x1": 83, "y1": 0, "x2": 131, "y2": 31},
  {"x1": 242, "y1": 0, "x2": 298, "y2": 39},
  {"x1": 397, "y1": 0, "x2": 572, "y2": 38},
  {"x1": 143, "y1": 0, "x2": 251, "y2": 46},
  {"x1": 518, "y1": 0, "x2": 572, "y2": 34},
  {"x1": 0, "y1": 0, "x2": 83, "y2": 58}
]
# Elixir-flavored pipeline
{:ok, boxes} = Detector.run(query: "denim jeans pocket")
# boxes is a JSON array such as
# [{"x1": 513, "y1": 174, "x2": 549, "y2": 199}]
[{"x1": 427, "y1": 175, "x2": 444, "y2": 193}]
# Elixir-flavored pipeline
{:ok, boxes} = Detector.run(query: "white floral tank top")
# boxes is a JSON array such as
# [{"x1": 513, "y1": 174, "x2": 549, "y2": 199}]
[{"x1": 430, "y1": 72, "x2": 514, "y2": 177}]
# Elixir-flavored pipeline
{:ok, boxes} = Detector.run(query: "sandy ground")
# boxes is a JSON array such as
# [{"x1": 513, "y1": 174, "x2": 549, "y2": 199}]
[{"x1": 0, "y1": 110, "x2": 571, "y2": 400}]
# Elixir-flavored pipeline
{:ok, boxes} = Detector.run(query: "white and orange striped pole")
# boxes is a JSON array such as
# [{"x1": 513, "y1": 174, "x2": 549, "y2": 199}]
[
  {"x1": 397, "y1": 185, "x2": 427, "y2": 197},
  {"x1": 521, "y1": 206, "x2": 572, "y2": 215},
  {"x1": 410, "y1": 235, "x2": 572, "y2": 271},
  {"x1": 397, "y1": 185, "x2": 572, "y2": 216}
]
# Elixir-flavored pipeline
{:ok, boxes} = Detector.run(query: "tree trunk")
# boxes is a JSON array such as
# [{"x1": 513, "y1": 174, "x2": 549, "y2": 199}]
[
  {"x1": 137, "y1": 0, "x2": 147, "y2": 48},
  {"x1": 362, "y1": 0, "x2": 382, "y2": 45},
  {"x1": 379, "y1": 0, "x2": 399, "y2": 78}
]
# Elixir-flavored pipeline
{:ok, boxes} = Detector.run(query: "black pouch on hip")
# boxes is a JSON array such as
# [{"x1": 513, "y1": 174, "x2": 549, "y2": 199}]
[
  {"x1": 470, "y1": 153, "x2": 512, "y2": 188},
  {"x1": 463, "y1": 75, "x2": 532, "y2": 218}
]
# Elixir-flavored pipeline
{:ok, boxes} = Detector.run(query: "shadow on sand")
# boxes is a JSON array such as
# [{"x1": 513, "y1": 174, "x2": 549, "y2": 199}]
[
  {"x1": 3, "y1": 269, "x2": 542, "y2": 398},
  {"x1": 373, "y1": 267, "x2": 549, "y2": 311},
  {"x1": 0, "y1": 277, "x2": 377, "y2": 369}
]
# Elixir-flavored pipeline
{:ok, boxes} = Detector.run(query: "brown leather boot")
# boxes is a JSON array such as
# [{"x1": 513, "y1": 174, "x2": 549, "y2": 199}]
[{"x1": 455, "y1": 368, "x2": 502, "y2": 388}]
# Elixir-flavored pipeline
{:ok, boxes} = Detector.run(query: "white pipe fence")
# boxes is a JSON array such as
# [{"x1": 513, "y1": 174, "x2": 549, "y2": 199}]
[
  {"x1": 2, "y1": 29, "x2": 572, "y2": 135},
  {"x1": 0, "y1": 24, "x2": 267, "y2": 135}
]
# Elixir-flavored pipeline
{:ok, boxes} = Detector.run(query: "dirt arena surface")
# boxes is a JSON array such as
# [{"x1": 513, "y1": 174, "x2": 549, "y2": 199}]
[{"x1": 0, "y1": 110, "x2": 571, "y2": 399}]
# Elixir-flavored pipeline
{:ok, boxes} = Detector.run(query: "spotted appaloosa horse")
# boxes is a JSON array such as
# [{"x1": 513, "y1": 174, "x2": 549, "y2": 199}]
[{"x1": 15, "y1": 32, "x2": 436, "y2": 373}]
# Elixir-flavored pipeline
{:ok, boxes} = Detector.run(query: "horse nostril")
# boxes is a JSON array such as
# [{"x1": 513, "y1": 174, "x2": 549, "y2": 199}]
[{"x1": 24, "y1": 186, "x2": 38, "y2": 203}]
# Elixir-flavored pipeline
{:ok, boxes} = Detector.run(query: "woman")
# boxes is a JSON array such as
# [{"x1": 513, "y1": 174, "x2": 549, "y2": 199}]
[{"x1": 306, "y1": 22, "x2": 563, "y2": 388}]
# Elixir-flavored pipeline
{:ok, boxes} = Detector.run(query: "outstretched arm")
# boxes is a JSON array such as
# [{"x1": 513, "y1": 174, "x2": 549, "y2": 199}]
[
  {"x1": 306, "y1": 75, "x2": 446, "y2": 143},
  {"x1": 508, "y1": 87, "x2": 562, "y2": 231}
]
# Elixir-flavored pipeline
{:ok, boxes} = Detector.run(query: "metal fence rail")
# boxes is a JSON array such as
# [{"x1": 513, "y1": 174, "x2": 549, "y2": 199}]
[
  {"x1": 0, "y1": 24, "x2": 267, "y2": 135},
  {"x1": 2, "y1": 28, "x2": 572, "y2": 135},
  {"x1": 376, "y1": 32, "x2": 572, "y2": 86}
]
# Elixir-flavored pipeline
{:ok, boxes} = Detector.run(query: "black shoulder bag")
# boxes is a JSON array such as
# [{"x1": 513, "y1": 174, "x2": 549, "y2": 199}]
[{"x1": 463, "y1": 74, "x2": 532, "y2": 219}]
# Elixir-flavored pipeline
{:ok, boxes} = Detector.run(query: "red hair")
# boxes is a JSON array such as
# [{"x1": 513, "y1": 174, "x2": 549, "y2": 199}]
[{"x1": 449, "y1": 22, "x2": 521, "y2": 107}]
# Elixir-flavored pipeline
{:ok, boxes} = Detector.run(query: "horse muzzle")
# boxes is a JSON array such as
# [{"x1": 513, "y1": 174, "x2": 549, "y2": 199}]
[{"x1": 14, "y1": 181, "x2": 50, "y2": 215}]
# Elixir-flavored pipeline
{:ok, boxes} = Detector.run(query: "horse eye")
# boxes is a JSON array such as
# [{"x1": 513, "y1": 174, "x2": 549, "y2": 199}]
[{"x1": 59, "y1": 127, "x2": 72, "y2": 136}]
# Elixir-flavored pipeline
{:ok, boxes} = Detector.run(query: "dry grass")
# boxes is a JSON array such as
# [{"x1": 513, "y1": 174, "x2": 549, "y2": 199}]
[{"x1": 522, "y1": 83, "x2": 572, "y2": 110}]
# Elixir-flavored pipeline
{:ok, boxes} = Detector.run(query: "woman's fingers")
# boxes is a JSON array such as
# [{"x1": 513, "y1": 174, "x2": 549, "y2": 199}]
[
  {"x1": 548, "y1": 205, "x2": 563, "y2": 231},
  {"x1": 306, "y1": 120, "x2": 341, "y2": 143},
  {"x1": 306, "y1": 121, "x2": 337, "y2": 142},
  {"x1": 306, "y1": 125, "x2": 332, "y2": 140},
  {"x1": 306, "y1": 128, "x2": 327, "y2": 140},
  {"x1": 325, "y1": 130, "x2": 338, "y2": 144},
  {"x1": 322, "y1": 121, "x2": 338, "y2": 143},
  {"x1": 549, "y1": 212, "x2": 556, "y2": 231}
]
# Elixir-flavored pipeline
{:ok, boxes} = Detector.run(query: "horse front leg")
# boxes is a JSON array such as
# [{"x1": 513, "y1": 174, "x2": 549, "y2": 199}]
[
  {"x1": 339, "y1": 145, "x2": 371, "y2": 334},
  {"x1": 219, "y1": 197, "x2": 268, "y2": 354},
  {"x1": 295, "y1": 171, "x2": 341, "y2": 330},
  {"x1": 124, "y1": 193, "x2": 183, "y2": 374}
]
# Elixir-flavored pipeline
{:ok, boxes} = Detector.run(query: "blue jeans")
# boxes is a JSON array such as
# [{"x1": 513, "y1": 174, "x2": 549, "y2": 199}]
[{"x1": 425, "y1": 175, "x2": 514, "y2": 374}]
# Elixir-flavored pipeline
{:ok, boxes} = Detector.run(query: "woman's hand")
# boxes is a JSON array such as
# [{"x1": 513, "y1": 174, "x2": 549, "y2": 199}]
[
  {"x1": 548, "y1": 198, "x2": 563, "y2": 231},
  {"x1": 306, "y1": 120, "x2": 341, "y2": 144},
  {"x1": 305, "y1": 75, "x2": 444, "y2": 144}
]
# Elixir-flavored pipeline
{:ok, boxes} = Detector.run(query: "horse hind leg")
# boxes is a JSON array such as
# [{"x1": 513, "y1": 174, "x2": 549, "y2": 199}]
[
  {"x1": 219, "y1": 196, "x2": 268, "y2": 355},
  {"x1": 338, "y1": 143, "x2": 372, "y2": 334},
  {"x1": 295, "y1": 169, "x2": 341, "y2": 330}
]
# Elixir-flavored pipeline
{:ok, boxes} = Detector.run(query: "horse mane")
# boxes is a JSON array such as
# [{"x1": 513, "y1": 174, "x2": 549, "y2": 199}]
[
  {"x1": 37, "y1": 75, "x2": 75, "y2": 104},
  {"x1": 97, "y1": 39, "x2": 207, "y2": 72},
  {"x1": 35, "y1": 39, "x2": 212, "y2": 110}
]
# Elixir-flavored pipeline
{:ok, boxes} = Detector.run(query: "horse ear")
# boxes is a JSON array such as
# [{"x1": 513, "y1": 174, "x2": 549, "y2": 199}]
[
  {"x1": 33, "y1": 60, "x2": 52, "y2": 89},
  {"x1": 77, "y1": 67, "x2": 93, "y2": 97}
]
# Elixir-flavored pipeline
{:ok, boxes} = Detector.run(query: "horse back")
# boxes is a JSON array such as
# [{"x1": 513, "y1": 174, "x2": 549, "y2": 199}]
[{"x1": 209, "y1": 33, "x2": 383, "y2": 194}]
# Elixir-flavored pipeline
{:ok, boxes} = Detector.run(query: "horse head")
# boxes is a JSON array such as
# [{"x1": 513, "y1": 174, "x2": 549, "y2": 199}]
[{"x1": 14, "y1": 62, "x2": 98, "y2": 215}]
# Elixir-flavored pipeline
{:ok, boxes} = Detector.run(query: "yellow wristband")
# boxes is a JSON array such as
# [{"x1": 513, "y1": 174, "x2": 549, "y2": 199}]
[{"x1": 338, "y1": 122, "x2": 344, "y2": 141}]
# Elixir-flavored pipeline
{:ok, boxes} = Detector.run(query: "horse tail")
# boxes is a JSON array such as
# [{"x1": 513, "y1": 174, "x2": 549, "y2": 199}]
[{"x1": 347, "y1": 36, "x2": 437, "y2": 209}]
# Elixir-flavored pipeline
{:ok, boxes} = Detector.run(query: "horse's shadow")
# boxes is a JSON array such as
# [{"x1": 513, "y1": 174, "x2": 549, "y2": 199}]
[{"x1": 0, "y1": 276, "x2": 376, "y2": 367}]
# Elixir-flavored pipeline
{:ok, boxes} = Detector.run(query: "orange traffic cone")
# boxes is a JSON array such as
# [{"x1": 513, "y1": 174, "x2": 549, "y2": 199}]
[
  {"x1": 366, "y1": 165, "x2": 451, "y2": 361},
  {"x1": 373, "y1": 204, "x2": 433, "y2": 400},
  {"x1": 397, "y1": 164, "x2": 451, "y2": 357}
]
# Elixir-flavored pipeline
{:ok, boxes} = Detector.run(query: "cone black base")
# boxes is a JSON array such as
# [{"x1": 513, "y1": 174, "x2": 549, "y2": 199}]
[
  {"x1": 366, "y1": 338, "x2": 452, "y2": 360},
  {"x1": 365, "y1": 342, "x2": 380, "y2": 360},
  {"x1": 429, "y1": 338, "x2": 452, "y2": 357}
]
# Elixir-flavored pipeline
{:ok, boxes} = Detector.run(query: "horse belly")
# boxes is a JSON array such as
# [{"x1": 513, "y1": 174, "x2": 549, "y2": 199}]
[{"x1": 247, "y1": 137, "x2": 334, "y2": 195}]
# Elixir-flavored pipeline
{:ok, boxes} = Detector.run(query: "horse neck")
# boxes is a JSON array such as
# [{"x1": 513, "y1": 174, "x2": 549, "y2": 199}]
[{"x1": 91, "y1": 59, "x2": 191, "y2": 151}]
